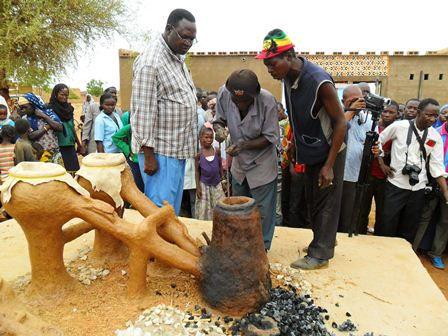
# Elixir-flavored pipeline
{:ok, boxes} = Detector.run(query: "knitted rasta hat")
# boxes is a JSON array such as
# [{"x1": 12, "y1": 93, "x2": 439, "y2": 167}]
[{"x1": 255, "y1": 29, "x2": 295, "y2": 60}]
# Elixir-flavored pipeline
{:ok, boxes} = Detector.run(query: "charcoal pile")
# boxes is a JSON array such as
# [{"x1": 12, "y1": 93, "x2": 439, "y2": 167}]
[{"x1": 231, "y1": 286, "x2": 334, "y2": 336}]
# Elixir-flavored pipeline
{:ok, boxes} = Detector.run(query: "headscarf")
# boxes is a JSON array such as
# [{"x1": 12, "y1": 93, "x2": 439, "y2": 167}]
[
  {"x1": 0, "y1": 95, "x2": 10, "y2": 116},
  {"x1": 21, "y1": 93, "x2": 62, "y2": 132},
  {"x1": 49, "y1": 83, "x2": 74, "y2": 121},
  {"x1": 255, "y1": 29, "x2": 295, "y2": 60}
]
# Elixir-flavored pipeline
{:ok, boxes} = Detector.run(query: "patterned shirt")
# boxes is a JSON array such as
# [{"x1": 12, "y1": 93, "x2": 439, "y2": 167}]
[
  {"x1": 0, "y1": 144, "x2": 15, "y2": 181},
  {"x1": 437, "y1": 123, "x2": 448, "y2": 173},
  {"x1": 130, "y1": 34, "x2": 197, "y2": 159},
  {"x1": 24, "y1": 116, "x2": 59, "y2": 151}
]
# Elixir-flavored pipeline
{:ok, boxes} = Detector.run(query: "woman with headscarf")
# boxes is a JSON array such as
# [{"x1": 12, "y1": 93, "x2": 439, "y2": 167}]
[
  {"x1": 49, "y1": 84, "x2": 85, "y2": 173},
  {"x1": 434, "y1": 104, "x2": 448, "y2": 128},
  {"x1": 17, "y1": 93, "x2": 64, "y2": 164}
]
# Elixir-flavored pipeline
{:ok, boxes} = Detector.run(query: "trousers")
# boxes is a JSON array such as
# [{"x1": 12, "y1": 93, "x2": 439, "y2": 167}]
[
  {"x1": 376, "y1": 182, "x2": 425, "y2": 243},
  {"x1": 232, "y1": 178, "x2": 277, "y2": 250},
  {"x1": 305, "y1": 149, "x2": 346, "y2": 260},
  {"x1": 413, "y1": 193, "x2": 448, "y2": 257},
  {"x1": 138, "y1": 153, "x2": 185, "y2": 215}
]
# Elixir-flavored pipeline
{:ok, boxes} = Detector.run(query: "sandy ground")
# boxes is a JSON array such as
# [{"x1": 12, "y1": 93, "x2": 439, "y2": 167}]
[{"x1": 1, "y1": 210, "x2": 448, "y2": 335}]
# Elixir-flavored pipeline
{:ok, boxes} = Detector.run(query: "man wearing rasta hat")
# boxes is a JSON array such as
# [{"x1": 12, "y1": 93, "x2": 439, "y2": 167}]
[
  {"x1": 257, "y1": 29, "x2": 347, "y2": 270},
  {"x1": 213, "y1": 69, "x2": 280, "y2": 250}
]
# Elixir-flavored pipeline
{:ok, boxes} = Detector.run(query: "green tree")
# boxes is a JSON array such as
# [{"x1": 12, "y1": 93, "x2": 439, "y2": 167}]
[
  {"x1": 86, "y1": 79, "x2": 104, "y2": 97},
  {"x1": 0, "y1": 0, "x2": 126, "y2": 87}
]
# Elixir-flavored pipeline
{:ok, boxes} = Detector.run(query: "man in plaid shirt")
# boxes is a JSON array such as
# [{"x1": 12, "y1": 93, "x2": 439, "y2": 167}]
[{"x1": 130, "y1": 9, "x2": 198, "y2": 214}]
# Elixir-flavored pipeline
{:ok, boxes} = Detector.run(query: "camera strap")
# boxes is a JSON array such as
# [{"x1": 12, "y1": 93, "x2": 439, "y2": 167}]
[
  {"x1": 407, "y1": 120, "x2": 428, "y2": 161},
  {"x1": 407, "y1": 120, "x2": 434, "y2": 184}
]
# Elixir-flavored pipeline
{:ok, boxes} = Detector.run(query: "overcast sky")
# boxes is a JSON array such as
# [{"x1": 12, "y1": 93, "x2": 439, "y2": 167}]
[{"x1": 57, "y1": 0, "x2": 448, "y2": 90}]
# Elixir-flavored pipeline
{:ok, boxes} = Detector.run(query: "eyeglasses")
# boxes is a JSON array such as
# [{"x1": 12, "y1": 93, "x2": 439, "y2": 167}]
[{"x1": 169, "y1": 25, "x2": 198, "y2": 45}]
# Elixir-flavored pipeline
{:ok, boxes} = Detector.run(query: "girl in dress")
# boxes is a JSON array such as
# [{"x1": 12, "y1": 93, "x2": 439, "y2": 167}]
[{"x1": 195, "y1": 126, "x2": 225, "y2": 220}]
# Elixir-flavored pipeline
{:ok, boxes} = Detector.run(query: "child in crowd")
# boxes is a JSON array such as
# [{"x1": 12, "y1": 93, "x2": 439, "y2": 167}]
[
  {"x1": 0, "y1": 104, "x2": 14, "y2": 129},
  {"x1": 0, "y1": 125, "x2": 16, "y2": 181},
  {"x1": 95, "y1": 93, "x2": 123, "y2": 153},
  {"x1": 112, "y1": 111, "x2": 144, "y2": 192},
  {"x1": 14, "y1": 119, "x2": 36, "y2": 163},
  {"x1": 195, "y1": 126, "x2": 225, "y2": 220},
  {"x1": 32, "y1": 142, "x2": 46, "y2": 162}
]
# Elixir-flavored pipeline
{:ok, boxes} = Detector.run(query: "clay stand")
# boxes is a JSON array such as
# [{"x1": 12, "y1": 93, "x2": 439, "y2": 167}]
[{"x1": 200, "y1": 197, "x2": 271, "y2": 315}]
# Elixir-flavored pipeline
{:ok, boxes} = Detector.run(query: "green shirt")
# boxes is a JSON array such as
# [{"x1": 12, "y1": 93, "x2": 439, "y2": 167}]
[
  {"x1": 121, "y1": 111, "x2": 130, "y2": 125},
  {"x1": 112, "y1": 124, "x2": 138, "y2": 162},
  {"x1": 56, "y1": 119, "x2": 76, "y2": 147}
]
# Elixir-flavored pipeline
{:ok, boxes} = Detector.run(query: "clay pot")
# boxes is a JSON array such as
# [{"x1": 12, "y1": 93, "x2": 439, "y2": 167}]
[{"x1": 200, "y1": 196, "x2": 271, "y2": 316}]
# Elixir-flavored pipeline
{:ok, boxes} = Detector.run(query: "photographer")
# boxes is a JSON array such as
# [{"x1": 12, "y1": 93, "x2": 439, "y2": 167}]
[
  {"x1": 413, "y1": 115, "x2": 448, "y2": 269},
  {"x1": 338, "y1": 85, "x2": 370, "y2": 232},
  {"x1": 359, "y1": 101, "x2": 399, "y2": 233},
  {"x1": 376, "y1": 98, "x2": 448, "y2": 243}
]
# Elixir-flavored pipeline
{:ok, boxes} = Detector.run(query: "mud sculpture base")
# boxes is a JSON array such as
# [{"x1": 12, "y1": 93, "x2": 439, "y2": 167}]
[
  {"x1": 0, "y1": 277, "x2": 62, "y2": 336},
  {"x1": 1, "y1": 162, "x2": 200, "y2": 297},
  {"x1": 200, "y1": 197, "x2": 271, "y2": 315}
]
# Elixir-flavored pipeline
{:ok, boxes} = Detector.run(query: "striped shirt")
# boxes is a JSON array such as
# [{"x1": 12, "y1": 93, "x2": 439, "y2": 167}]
[
  {"x1": 130, "y1": 34, "x2": 198, "y2": 159},
  {"x1": 0, "y1": 144, "x2": 15, "y2": 181}
]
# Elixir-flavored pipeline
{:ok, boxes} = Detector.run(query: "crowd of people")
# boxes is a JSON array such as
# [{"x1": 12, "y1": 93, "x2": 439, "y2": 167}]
[{"x1": 1, "y1": 8, "x2": 447, "y2": 273}]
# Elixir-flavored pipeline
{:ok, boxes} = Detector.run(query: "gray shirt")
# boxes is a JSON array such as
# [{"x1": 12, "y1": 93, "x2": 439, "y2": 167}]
[{"x1": 214, "y1": 86, "x2": 279, "y2": 189}]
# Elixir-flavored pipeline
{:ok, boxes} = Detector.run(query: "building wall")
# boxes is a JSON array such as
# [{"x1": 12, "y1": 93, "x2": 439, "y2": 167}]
[
  {"x1": 384, "y1": 55, "x2": 448, "y2": 104},
  {"x1": 119, "y1": 50, "x2": 448, "y2": 110},
  {"x1": 188, "y1": 55, "x2": 282, "y2": 99}
]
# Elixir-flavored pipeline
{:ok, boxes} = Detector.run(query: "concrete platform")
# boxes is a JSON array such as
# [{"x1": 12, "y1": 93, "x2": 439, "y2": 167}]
[{"x1": 1, "y1": 210, "x2": 447, "y2": 335}]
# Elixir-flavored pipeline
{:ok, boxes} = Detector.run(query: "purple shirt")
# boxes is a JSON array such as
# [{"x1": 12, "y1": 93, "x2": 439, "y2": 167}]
[
  {"x1": 199, "y1": 154, "x2": 221, "y2": 187},
  {"x1": 437, "y1": 123, "x2": 448, "y2": 173}
]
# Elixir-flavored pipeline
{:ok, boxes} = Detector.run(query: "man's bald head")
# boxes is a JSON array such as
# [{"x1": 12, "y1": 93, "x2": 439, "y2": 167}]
[
  {"x1": 357, "y1": 82, "x2": 371, "y2": 96},
  {"x1": 342, "y1": 85, "x2": 362, "y2": 100},
  {"x1": 342, "y1": 85, "x2": 363, "y2": 109}
]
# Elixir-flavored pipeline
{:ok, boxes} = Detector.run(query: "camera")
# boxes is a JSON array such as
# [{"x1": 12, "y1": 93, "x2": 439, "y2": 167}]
[
  {"x1": 364, "y1": 93, "x2": 391, "y2": 113},
  {"x1": 402, "y1": 164, "x2": 421, "y2": 186}
]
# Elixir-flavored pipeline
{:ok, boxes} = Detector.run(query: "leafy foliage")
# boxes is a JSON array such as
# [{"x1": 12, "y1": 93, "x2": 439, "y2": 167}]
[
  {"x1": 0, "y1": 0, "x2": 126, "y2": 86},
  {"x1": 86, "y1": 79, "x2": 104, "y2": 97}
]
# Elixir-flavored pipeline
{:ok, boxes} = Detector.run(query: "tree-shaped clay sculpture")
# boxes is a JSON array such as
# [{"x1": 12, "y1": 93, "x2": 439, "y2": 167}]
[
  {"x1": 1, "y1": 162, "x2": 200, "y2": 296},
  {"x1": 74, "y1": 153, "x2": 201, "y2": 293}
]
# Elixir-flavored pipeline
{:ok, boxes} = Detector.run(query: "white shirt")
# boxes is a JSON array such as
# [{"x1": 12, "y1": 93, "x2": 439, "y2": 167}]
[
  {"x1": 183, "y1": 158, "x2": 196, "y2": 190},
  {"x1": 379, "y1": 120, "x2": 447, "y2": 191}
]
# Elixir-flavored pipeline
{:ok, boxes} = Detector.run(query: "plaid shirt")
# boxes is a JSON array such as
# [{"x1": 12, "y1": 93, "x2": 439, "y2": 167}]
[{"x1": 130, "y1": 34, "x2": 198, "y2": 159}]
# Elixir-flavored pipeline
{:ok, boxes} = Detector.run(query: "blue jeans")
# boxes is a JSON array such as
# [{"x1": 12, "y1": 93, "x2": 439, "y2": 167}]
[{"x1": 138, "y1": 153, "x2": 186, "y2": 215}]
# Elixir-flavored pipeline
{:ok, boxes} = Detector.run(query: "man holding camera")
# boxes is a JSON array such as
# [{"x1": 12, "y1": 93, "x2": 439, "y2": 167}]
[
  {"x1": 338, "y1": 85, "x2": 371, "y2": 232},
  {"x1": 376, "y1": 98, "x2": 448, "y2": 243}
]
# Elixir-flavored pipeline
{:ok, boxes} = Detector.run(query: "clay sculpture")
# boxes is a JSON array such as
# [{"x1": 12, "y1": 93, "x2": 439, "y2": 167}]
[
  {"x1": 1, "y1": 162, "x2": 200, "y2": 296},
  {"x1": 0, "y1": 277, "x2": 62, "y2": 335},
  {"x1": 200, "y1": 197, "x2": 271, "y2": 315},
  {"x1": 74, "y1": 153, "x2": 200, "y2": 266}
]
